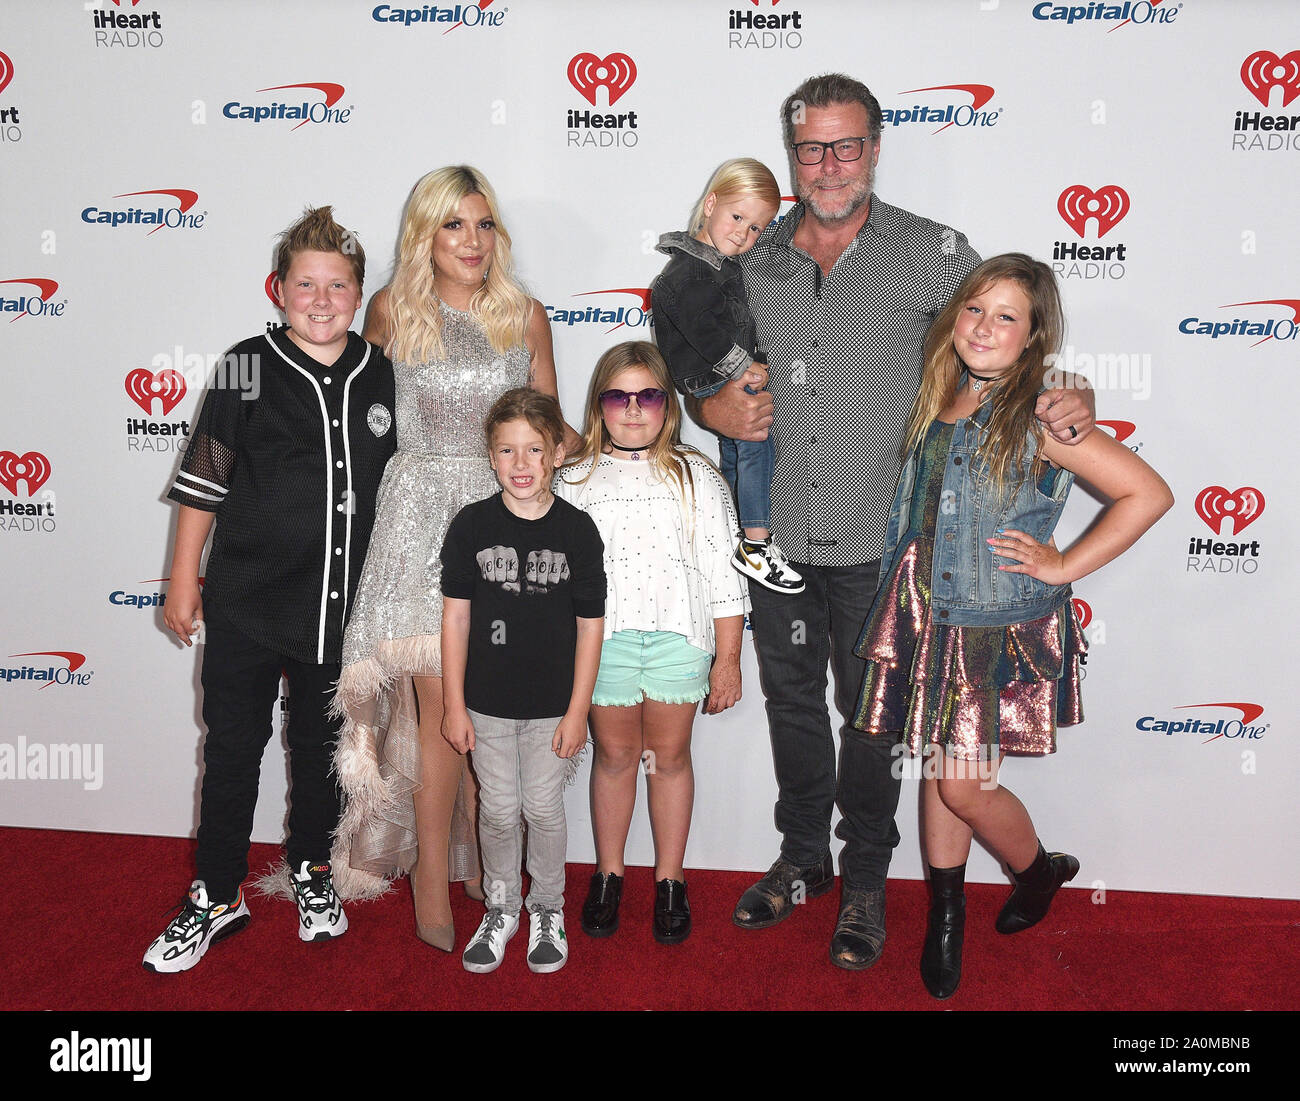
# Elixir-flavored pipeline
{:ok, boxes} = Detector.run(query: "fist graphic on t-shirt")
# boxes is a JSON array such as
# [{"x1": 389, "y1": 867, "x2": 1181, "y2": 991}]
[
  {"x1": 477, "y1": 545, "x2": 521, "y2": 593},
  {"x1": 525, "y1": 549, "x2": 569, "y2": 593}
]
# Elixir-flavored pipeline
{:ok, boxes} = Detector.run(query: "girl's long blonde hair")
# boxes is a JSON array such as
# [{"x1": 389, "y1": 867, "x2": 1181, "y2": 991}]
[
  {"x1": 385, "y1": 165, "x2": 531, "y2": 364},
  {"x1": 688, "y1": 157, "x2": 781, "y2": 235},
  {"x1": 904, "y1": 253, "x2": 1066, "y2": 492},
  {"x1": 560, "y1": 341, "x2": 701, "y2": 503}
]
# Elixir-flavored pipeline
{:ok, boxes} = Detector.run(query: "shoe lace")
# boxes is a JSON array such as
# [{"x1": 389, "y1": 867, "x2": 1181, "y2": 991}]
[
  {"x1": 161, "y1": 893, "x2": 209, "y2": 940},
  {"x1": 479, "y1": 908, "x2": 507, "y2": 938},
  {"x1": 534, "y1": 910, "x2": 557, "y2": 941},
  {"x1": 293, "y1": 869, "x2": 336, "y2": 914}
]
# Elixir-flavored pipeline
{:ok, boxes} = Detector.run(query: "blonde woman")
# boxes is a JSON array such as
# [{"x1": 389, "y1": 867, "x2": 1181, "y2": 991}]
[{"x1": 331, "y1": 166, "x2": 570, "y2": 951}]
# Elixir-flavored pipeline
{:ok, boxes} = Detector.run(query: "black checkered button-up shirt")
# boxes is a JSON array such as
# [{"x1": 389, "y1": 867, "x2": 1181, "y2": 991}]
[{"x1": 740, "y1": 195, "x2": 979, "y2": 567}]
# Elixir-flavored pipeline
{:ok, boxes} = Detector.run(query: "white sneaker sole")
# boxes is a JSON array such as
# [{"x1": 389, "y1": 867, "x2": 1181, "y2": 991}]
[
  {"x1": 142, "y1": 901, "x2": 250, "y2": 974},
  {"x1": 463, "y1": 921, "x2": 518, "y2": 974},
  {"x1": 299, "y1": 907, "x2": 348, "y2": 942}
]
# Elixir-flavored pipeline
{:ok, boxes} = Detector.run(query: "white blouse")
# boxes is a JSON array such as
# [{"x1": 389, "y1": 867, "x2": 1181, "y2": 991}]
[{"x1": 554, "y1": 450, "x2": 749, "y2": 656}]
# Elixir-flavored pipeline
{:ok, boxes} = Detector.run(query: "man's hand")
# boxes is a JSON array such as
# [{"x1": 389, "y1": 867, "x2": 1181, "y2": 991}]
[
  {"x1": 1036, "y1": 382, "x2": 1096, "y2": 445},
  {"x1": 697, "y1": 376, "x2": 773, "y2": 442}
]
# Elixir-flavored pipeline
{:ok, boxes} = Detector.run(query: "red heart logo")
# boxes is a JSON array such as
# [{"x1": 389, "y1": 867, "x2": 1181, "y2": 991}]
[
  {"x1": 124, "y1": 368, "x2": 187, "y2": 415},
  {"x1": 1240, "y1": 50, "x2": 1300, "y2": 108},
  {"x1": 0, "y1": 52, "x2": 13, "y2": 97},
  {"x1": 1071, "y1": 598, "x2": 1092, "y2": 630},
  {"x1": 567, "y1": 52, "x2": 637, "y2": 107},
  {"x1": 266, "y1": 271, "x2": 282, "y2": 308},
  {"x1": 0, "y1": 450, "x2": 52, "y2": 496},
  {"x1": 1194, "y1": 486, "x2": 1265, "y2": 535},
  {"x1": 1057, "y1": 184, "x2": 1130, "y2": 238}
]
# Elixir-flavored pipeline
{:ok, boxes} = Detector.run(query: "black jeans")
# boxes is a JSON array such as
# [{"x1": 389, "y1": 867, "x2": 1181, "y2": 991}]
[
  {"x1": 194, "y1": 608, "x2": 342, "y2": 902},
  {"x1": 748, "y1": 561, "x2": 901, "y2": 889}
]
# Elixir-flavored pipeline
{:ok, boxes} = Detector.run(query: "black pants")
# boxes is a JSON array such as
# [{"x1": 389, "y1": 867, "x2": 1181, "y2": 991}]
[
  {"x1": 748, "y1": 561, "x2": 901, "y2": 889},
  {"x1": 194, "y1": 608, "x2": 342, "y2": 902}
]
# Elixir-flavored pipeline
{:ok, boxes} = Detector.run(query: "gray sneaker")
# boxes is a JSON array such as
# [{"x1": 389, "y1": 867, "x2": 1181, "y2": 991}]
[
  {"x1": 462, "y1": 908, "x2": 519, "y2": 974},
  {"x1": 526, "y1": 908, "x2": 568, "y2": 974}
]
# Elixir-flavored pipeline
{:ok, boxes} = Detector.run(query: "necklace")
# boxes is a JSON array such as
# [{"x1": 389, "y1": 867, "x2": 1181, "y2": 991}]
[
  {"x1": 608, "y1": 440, "x2": 646, "y2": 461},
  {"x1": 967, "y1": 369, "x2": 1001, "y2": 393}
]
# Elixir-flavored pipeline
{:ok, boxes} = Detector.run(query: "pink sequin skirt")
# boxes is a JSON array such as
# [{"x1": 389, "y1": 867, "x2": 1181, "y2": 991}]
[{"x1": 853, "y1": 538, "x2": 1085, "y2": 759}]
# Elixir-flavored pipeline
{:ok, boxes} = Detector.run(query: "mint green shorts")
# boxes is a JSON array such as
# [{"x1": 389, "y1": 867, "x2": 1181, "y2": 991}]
[{"x1": 592, "y1": 630, "x2": 713, "y2": 707}]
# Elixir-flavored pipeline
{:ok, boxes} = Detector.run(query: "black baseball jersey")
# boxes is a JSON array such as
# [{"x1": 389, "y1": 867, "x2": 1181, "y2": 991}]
[{"x1": 168, "y1": 327, "x2": 396, "y2": 664}]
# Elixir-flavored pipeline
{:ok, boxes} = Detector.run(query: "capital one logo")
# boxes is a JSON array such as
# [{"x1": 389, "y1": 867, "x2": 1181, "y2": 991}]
[
  {"x1": 0, "y1": 50, "x2": 14, "y2": 96},
  {"x1": 1096, "y1": 420, "x2": 1136, "y2": 443},
  {"x1": 0, "y1": 278, "x2": 60, "y2": 322},
  {"x1": 567, "y1": 52, "x2": 637, "y2": 106},
  {"x1": 1240, "y1": 50, "x2": 1300, "y2": 108},
  {"x1": 1057, "y1": 185, "x2": 1129, "y2": 238},
  {"x1": 1194, "y1": 486, "x2": 1264, "y2": 536},
  {"x1": 0, "y1": 451, "x2": 50, "y2": 496},
  {"x1": 125, "y1": 368, "x2": 187, "y2": 415}
]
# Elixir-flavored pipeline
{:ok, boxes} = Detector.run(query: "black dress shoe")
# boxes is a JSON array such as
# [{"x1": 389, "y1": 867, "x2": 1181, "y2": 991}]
[
  {"x1": 995, "y1": 842, "x2": 1079, "y2": 935},
  {"x1": 733, "y1": 853, "x2": 834, "y2": 930},
  {"x1": 581, "y1": 871, "x2": 623, "y2": 938},
  {"x1": 830, "y1": 885, "x2": 886, "y2": 970},
  {"x1": 920, "y1": 864, "x2": 966, "y2": 999},
  {"x1": 654, "y1": 878, "x2": 691, "y2": 945}
]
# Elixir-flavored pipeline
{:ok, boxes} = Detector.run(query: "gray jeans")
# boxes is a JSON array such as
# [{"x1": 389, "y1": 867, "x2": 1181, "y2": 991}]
[{"x1": 468, "y1": 710, "x2": 569, "y2": 914}]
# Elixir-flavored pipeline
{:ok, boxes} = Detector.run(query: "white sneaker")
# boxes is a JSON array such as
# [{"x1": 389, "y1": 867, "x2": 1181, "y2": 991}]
[
  {"x1": 462, "y1": 908, "x2": 519, "y2": 973},
  {"x1": 290, "y1": 860, "x2": 348, "y2": 942},
  {"x1": 142, "y1": 880, "x2": 250, "y2": 973},
  {"x1": 731, "y1": 537, "x2": 805, "y2": 593},
  {"x1": 526, "y1": 908, "x2": 569, "y2": 974}
]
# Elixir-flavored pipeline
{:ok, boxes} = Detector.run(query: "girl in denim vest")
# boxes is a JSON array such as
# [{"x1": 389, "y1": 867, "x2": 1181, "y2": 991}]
[{"x1": 852, "y1": 254, "x2": 1173, "y2": 999}]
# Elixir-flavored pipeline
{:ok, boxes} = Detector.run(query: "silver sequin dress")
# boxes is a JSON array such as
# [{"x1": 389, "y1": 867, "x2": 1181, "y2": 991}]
[{"x1": 330, "y1": 302, "x2": 531, "y2": 898}]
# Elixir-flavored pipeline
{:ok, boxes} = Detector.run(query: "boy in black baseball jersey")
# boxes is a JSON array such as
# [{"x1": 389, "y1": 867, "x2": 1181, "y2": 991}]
[
  {"x1": 440, "y1": 389, "x2": 605, "y2": 974},
  {"x1": 143, "y1": 207, "x2": 396, "y2": 973}
]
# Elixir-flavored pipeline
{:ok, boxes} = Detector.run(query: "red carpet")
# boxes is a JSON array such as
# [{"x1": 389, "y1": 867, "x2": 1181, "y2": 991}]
[{"x1": 3, "y1": 826, "x2": 1295, "y2": 1013}]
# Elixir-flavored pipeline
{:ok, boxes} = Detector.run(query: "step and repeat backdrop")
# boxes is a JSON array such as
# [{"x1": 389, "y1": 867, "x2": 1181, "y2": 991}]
[{"x1": 1, "y1": 0, "x2": 1296, "y2": 898}]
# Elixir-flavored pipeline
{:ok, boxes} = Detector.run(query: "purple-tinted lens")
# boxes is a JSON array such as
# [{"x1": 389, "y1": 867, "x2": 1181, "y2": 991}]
[{"x1": 599, "y1": 388, "x2": 667, "y2": 411}]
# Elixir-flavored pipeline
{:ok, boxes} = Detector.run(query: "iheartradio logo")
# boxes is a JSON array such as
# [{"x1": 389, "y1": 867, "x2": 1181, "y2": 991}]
[
  {"x1": 1071, "y1": 597, "x2": 1092, "y2": 630},
  {"x1": 1240, "y1": 50, "x2": 1300, "y2": 108},
  {"x1": 1194, "y1": 486, "x2": 1264, "y2": 536},
  {"x1": 1057, "y1": 185, "x2": 1129, "y2": 238},
  {"x1": 567, "y1": 52, "x2": 637, "y2": 107},
  {"x1": 0, "y1": 451, "x2": 51, "y2": 496},
  {"x1": 265, "y1": 271, "x2": 281, "y2": 308},
  {"x1": 0, "y1": 50, "x2": 13, "y2": 96},
  {"x1": 125, "y1": 368, "x2": 187, "y2": 415}
]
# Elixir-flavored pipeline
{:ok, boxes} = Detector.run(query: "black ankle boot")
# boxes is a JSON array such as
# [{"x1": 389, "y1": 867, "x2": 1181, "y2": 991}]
[
  {"x1": 654, "y1": 878, "x2": 691, "y2": 944},
  {"x1": 581, "y1": 871, "x2": 623, "y2": 938},
  {"x1": 996, "y1": 841, "x2": 1079, "y2": 935},
  {"x1": 920, "y1": 863, "x2": 966, "y2": 999}
]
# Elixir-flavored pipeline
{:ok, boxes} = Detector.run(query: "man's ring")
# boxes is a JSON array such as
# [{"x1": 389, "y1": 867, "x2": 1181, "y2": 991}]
[{"x1": 1069, "y1": 425, "x2": 1078, "y2": 438}]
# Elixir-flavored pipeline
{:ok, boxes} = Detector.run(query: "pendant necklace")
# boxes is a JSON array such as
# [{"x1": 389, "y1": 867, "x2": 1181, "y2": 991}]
[
  {"x1": 609, "y1": 440, "x2": 645, "y2": 462},
  {"x1": 968, "y1": 369, "x2": 1000, "y2": 393}
]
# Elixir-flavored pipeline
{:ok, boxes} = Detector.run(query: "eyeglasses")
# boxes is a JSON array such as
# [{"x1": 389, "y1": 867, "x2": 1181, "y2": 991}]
[
  {"x1": 599, "y1": 388, "x2": 668, "y2": 412},
  {"x1": 791, "y1": 136, "x2": 871, "y2": 166}
]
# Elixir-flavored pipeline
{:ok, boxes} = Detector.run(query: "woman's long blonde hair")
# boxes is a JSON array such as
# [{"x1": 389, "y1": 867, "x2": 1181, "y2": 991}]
[
  {"x1": 560, "y1": 341, "x2": 701, "y2": 503},
  {"x1": 385, "y1": 165, "x2": 531, "y2": 364},
  {"x1": 904, "y1": 253, "x2": 1066, "y2": 492},
  {"x1": 688, "y1": 157, "x2": 781, "y2": 235}
]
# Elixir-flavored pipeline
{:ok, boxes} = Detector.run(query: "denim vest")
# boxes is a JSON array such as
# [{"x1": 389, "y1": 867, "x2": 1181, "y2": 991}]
[{"x1": 878, "y1": 397, "x2": 1074, "y2": 627}]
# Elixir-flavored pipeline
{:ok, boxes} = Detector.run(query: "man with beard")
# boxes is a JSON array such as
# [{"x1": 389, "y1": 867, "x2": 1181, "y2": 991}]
[{"x1": 695, "y1": 73, "x2": 1093, "y2": 971}]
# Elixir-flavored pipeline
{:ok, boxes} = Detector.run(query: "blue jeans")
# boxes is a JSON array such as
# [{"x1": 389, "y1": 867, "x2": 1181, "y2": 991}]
[{"x1": 699, "y1": 380, "x2": 773, "y2": 532}]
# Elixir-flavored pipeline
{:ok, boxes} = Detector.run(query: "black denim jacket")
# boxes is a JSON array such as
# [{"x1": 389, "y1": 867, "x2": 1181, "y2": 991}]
[{"x1": 650, "y1": 231, "x2": 757, "y2": 398}]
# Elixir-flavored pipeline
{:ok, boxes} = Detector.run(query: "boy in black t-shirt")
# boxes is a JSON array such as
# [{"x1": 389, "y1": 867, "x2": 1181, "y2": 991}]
[
  {"x1": 143, "y1": 207, "x2": 396, "y2": 973},
  {"x1": 440, "y1": 389, "x2": 605, "y2": 974}
]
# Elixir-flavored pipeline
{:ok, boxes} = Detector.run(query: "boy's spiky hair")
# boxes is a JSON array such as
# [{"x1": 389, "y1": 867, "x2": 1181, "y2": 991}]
[{"x1": 274, "y1": 205, "x2": 366, "y2": 287}]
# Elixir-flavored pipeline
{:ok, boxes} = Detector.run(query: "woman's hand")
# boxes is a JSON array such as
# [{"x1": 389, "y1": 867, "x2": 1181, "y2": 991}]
[{"x1": 987, "y1": 529, "x2": 1068, "y2": 586}]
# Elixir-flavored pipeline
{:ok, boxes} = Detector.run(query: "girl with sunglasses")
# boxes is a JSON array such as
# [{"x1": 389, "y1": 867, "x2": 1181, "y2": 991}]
[{"x1": 556, "y1": 341, "x2": 749, "y2": 944}]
